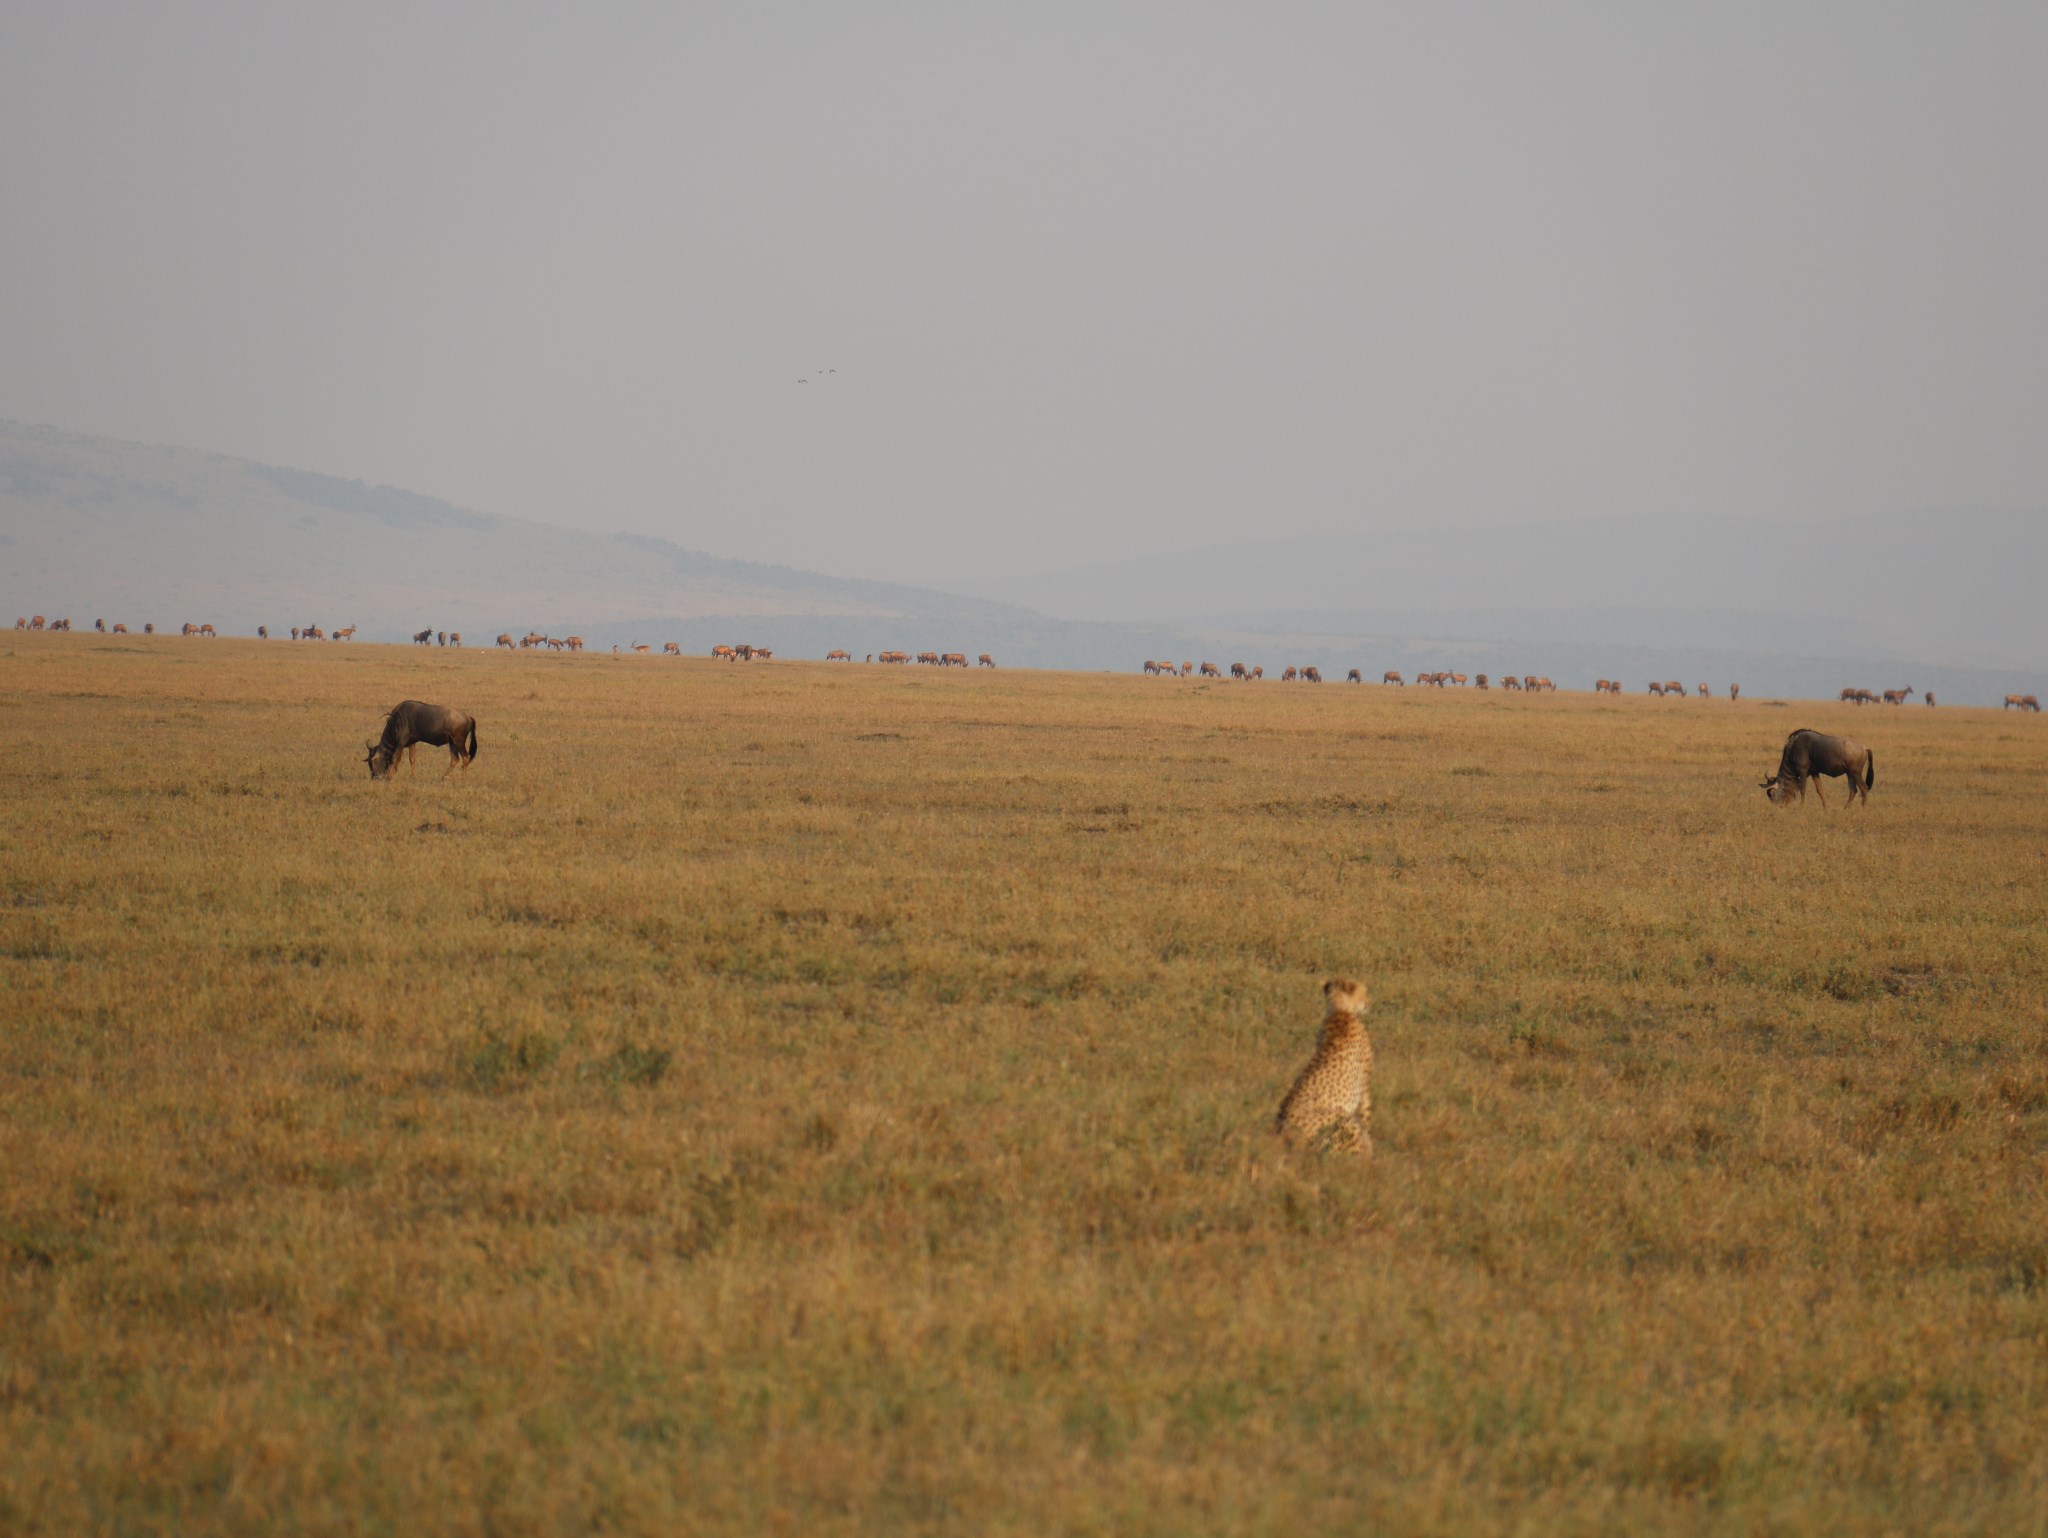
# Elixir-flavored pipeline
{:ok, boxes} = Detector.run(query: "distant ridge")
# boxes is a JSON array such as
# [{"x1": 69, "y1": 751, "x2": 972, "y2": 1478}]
[{"x1": 3, "y1": 420, "x2": 2042, "y2": 702}]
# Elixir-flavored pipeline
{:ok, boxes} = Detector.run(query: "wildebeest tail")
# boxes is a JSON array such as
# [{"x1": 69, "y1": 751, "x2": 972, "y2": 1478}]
[
  {"x1": 467, "y1": 720, "x2": 479, "y2": 762},
  {"x1": 1864, "y1": 750, "x2": 1873, "y2": 790}
]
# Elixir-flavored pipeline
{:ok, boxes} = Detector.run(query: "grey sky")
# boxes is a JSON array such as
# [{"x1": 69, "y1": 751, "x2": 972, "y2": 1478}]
[{"x1": 4, "y1": 3, "x2": 2044, "y2": 588}]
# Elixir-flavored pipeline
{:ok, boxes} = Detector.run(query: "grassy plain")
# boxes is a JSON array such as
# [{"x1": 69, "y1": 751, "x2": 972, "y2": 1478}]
[{"x1": 2, "y1": 634, "x2": 2045, "y2": 1536}]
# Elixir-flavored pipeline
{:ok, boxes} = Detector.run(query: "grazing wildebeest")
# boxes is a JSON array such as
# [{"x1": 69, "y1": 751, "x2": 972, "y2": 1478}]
[
  {"x1": 1201, "y1": 662, "x2": 1220, "y2": 678},
  {"x1": 826, "y1": 649, "x2": 851, "y2": 661},
  {"x1": 1231, "y1": 662, "x2": 1248, "y2": 680},
  {"x1": 364, "y1": 701, "x2": 479, "y2": 781},
  {"x1": 1383, "y1": 671, "x2": 1403, "y2": 685},
  {"x1": 979, "y1": 654, "x2": 996, "y2": 668},
  {"x1": 1761, "y1": 728, "x2": 1874, "y2": 808},
  {"x1": 1475, "y1": 674, "x2": 1488, "y2": 689},
  {"x1": 665, "y1": 642, "x2": 682, "y2": 655},
  {"x1": 2007, "y1": 694, "x2": 2042, "y2": 712},
  {"x1": 497, "y1": 633, "x2": 516, "y2": 649}
]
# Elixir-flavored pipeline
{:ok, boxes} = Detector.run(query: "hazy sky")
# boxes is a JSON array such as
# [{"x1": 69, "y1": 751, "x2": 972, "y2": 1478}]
[{"x1": 4, "y1": 3, "x2": 2044, "y2": 587}]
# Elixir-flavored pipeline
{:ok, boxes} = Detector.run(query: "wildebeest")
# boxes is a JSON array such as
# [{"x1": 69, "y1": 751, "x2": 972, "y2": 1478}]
[
  {"x1": 1882, "y1": 687, "x2": 1913, "y2": 705},
  {"x1": 1761, "y1": 728, "x2": 1874, "y2": 808},
  {"x1": 2005, "y1": 695, "x2": 2041, "y2": 712},
  {"x1": 413, "y1": 629, "x2": 433, "y2": 645},
  {"x1": 364, "y1": 701, "x2": 479, "y2": 781},
  {"x1": 979, "y1": 654, "x2": 996, "y2": 668},
  {"x1": 1382, "y1": 671, "x2": 1402, "y2": 685}
]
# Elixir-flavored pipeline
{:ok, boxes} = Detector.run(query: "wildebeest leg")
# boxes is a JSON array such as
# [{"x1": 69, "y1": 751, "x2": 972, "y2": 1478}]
[{"x1": 1810, "y1": 776, "x2": 1827, "y2": 808}]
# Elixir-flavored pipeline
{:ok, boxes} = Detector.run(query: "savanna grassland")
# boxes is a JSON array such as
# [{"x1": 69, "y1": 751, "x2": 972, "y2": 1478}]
[{"x1": 2, "y1": 634, "x2": 2046, "y2": 1537}]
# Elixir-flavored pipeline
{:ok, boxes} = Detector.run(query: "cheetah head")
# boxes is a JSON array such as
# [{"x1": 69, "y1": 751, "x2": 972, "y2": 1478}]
[{"x1": 1323, "y1": 977, "x2": 1371, "y2": 1017}]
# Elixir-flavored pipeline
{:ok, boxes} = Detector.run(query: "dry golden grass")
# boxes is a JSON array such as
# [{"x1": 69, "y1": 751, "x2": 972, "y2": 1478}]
[{"x1": 2, "y1": 633, "x2": 2045, "y2": 1536}]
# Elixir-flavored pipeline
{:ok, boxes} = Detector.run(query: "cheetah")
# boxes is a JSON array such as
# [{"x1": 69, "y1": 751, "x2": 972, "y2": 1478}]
[{"x1": 1274, "y1": 978, "x2": 1374, "y2": 1155}]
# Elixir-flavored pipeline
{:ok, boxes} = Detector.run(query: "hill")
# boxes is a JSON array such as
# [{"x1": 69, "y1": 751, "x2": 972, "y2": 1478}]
[{"x1": 4, "y1": 420, "x2": 2042, "y2": 701}]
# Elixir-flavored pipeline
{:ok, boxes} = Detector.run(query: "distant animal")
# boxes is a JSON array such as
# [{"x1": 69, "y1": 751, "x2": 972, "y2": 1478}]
[
  {"x1": 335, "y1": 626, "x2": 356, "y2": 642},
  {"x1": 1698, "y1": 683, "x2": 1709, "y2": 698},
  {"x1": 1383, "y1": 671, "x2": 1403, "y2": 685},
  {"x1": 1648, "y1": 682, "x2": 1664, "y2": 696},
  {"x1": 1924, "y1": 692, "x2": 1935, "y2": 707},
  {"x1": 1502, "y1": 675, "x2": 1522, "y2": 690},
  {"x1": 413, "y1": 629, "x2": 433, "y2": 645},
  {"x1": 95, "y1": 618, "x2": 105, "y2": 632},
  {"x1": 305, "y1": 626, "x2": 325, "y2": 641},
  {"x1": 1761, "y1": 728, "x2": 1874, "y2": 808},
  {"x1": 2007, "y1": 694, "x2": 2042, "y2": 712},
  {"x1": 29, "y1": 616, "x2": 45, "y2": 629},
  {"x1": 1181, "y1": 662, "x2": 1194, "y2": 676},
  {"x1": 754, "y1": 648, "x2": 773, "y2": 660},
  {"x1": 1281, "y1": 666, "x2": 1297, "y2": 682},
  {"x1": 111, "y1": 624, "x2": 128, "y2": 634},
  {"x1": 364, "y1": 700, "x2": 478, "y2": 781},
  {"x1": 563, "y1": 637, "x2": 583, "y2": 652},
  {"x1": 436, "y1": 631, "x2": 446, "y2": 646},
  {"x1": 1251, "y1": 666, "x2": 1263, "y2": 679},
  {"x1": 1231, "y1": 662, "x2": 1248, "y2": 680},
  {"x1": 11, "y1": 618, "x2": 21, "y2": 629},
  {"x1": 143, "y1": 624, "x2": 154, "y2": 634},
  {"x1": 448, "y1": 632, "x2": 462, "y2": 647},
  {"x1": 826, "y1": 649, "x2": 851, "y2": 661},
  {"x1": 1449, "y1": 672, "x2": 1467, "y2": 687},
  {"x1": 1303, "y1": 666, "x2": 1322, "y2": 683},
  {"x1": 942, "y1": 653, "x2": 967, "y2": 668},
  {"x1": 1274, "y1": 979, "x2": 1375, "y2": 1156},
  {"x1": 1661, "y1": 681, "x2": 1682, "y2": 697},
  {"x1": 631, "y1": 643, "x2": 650, "y2": 653},
  {"x1": 713, "y1": 645, "x2": 737, "y2": 661},
  {"x1": 1730, "y1": 683, "x2": 1739, "y2": 701},
  {"x1": 497, "y1": 634, "x2": 516, "y2": 649},
  {"x1": 664, "y1": 642, "x2": 682, "y2": 655},
  {"x1": 1201, "y1": 662, "x2": 1220, "y2": 678},
  {"x1": 1475, "y1": 674, "x2": 1488, "y2": 689},
  {"x1": 1346, "y1": 668, "x2": 1362, "y2": 683},
  {"x1": 1882, "y1": 687, "x2": 1914, "y2": 706},
  {"x1": 979, "y1": 654, "x2": 995, "y2": 668},
  {"x1": 257, "y1": 626, "x2": 268, "y2": 638}
]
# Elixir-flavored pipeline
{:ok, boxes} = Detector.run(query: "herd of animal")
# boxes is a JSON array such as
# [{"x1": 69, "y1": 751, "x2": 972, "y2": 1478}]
[{"x1": 12, "y1": 616, "x2": 2044, "y2": 712}]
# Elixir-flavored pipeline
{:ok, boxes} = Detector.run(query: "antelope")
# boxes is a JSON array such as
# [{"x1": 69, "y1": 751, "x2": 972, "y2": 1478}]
[
  {"x1": 1882, "y1": 687, "x2": 1914, "y2": 706},
  {"x1": 979, "y1": 654, "x2": 996, "y2": 668},
  {"x1": 335, "y1": 626, "x2": 356, "y2": 642},
  {"x1": 95, "y1": 618, "x2": 105, "y2": 632},
  {"x1": 826, "y1": 649, "x2": 851, "y2": 661},
  {"x1": 1730, "y1": 684, "x2": 1739, "y2": 701},
  {"x1": 664, "y1": 642, "x2": 682, "y2": 655},
  {"x1": 1281, "y1": 666, "x2": 1297, "y2": 681},
  {"x1": 631, "y1": 643, "x2": 650, "y2": 653},
  {"x1": 364, "y1": 700, "x2": 478, "y2": 781},
  {"x1": 2006, "y1": 695, "x2": 2042, "y2": 712},
  {"x1": 111, "y1": 624, "x2": 128, "y2": 634},
  {"x1": 257, "y1": 626, "x2": 268, "y2": 638},
  {"x1": 448, "y1": 633, "x2": 462, "y2": 647},
  {"x1": 1303, "y1": 666, "x2": 1322, "y2": 683},
  {"x1": 1201, "y1": 662, "x2": 1221, "y2": 678},
  {"x1": 497, "y1": 634, "x2": 516, "y2": 649},
  {"x1": 413, "y1": 629, "x2": 434, "y2": 645},
  {"x1": 1761, "y1": 729, "x2": 1873, "y2": 808}
]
